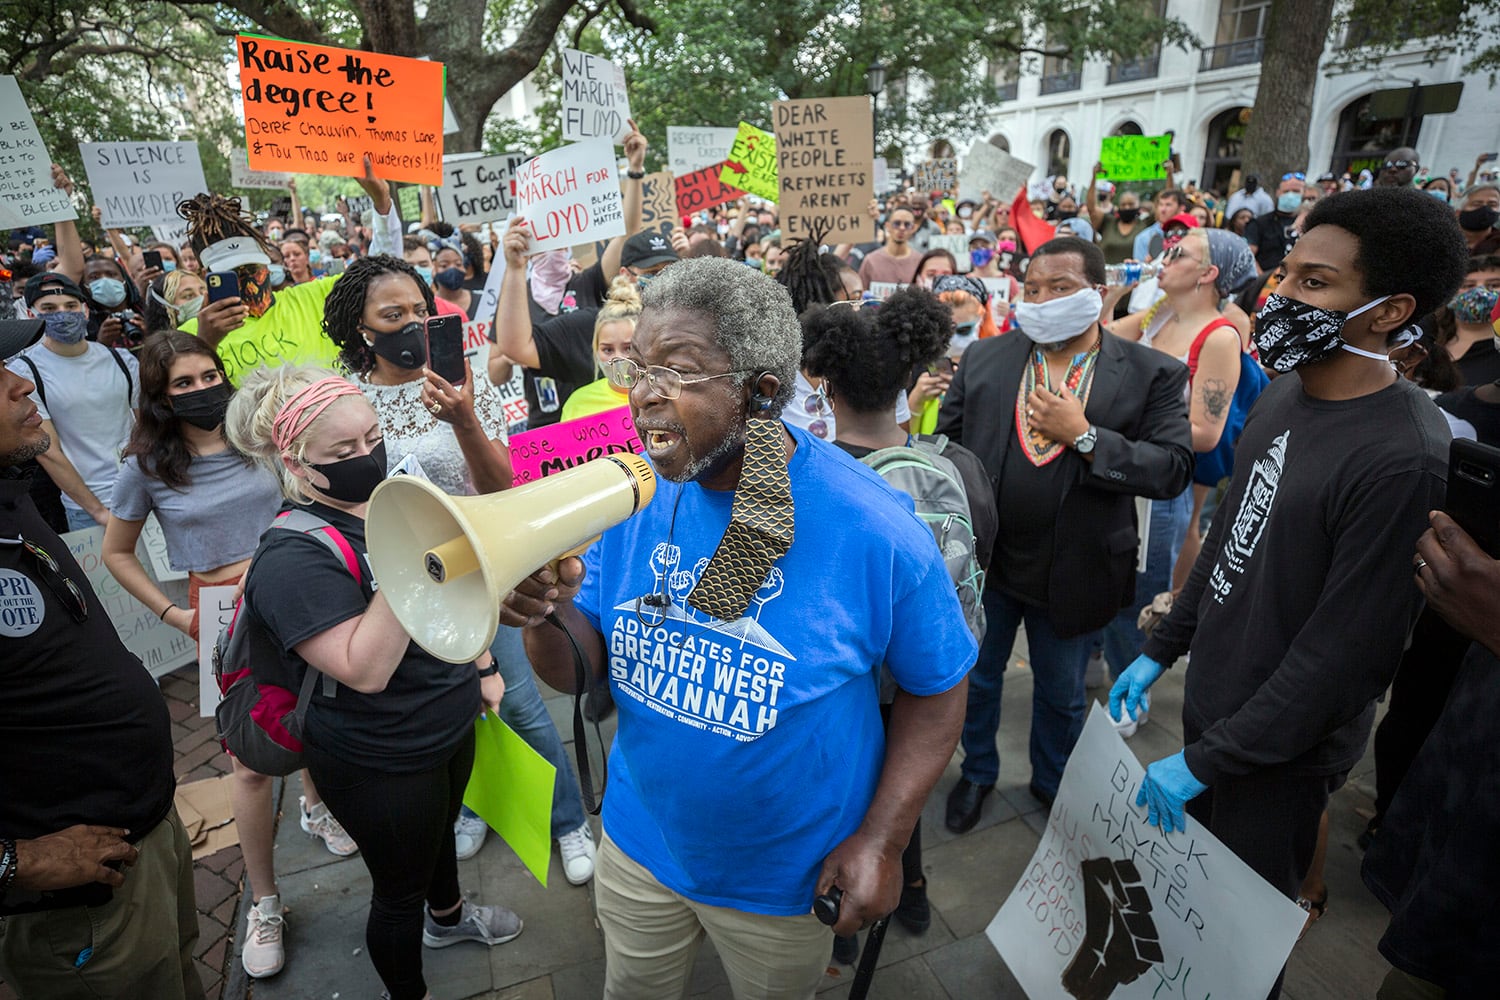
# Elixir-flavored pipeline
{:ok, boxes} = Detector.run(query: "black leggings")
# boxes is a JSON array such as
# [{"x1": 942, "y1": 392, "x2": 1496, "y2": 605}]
[{"x1": 304, "y1": 731, "x2": 475, "y2": 1000}]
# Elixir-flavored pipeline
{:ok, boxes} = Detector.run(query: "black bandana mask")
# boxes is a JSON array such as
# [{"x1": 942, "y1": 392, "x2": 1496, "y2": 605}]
[
  {"x1": 1253, "y1": 293, "x2": 1390, "y2": 373},
  {"x1": 170, "y1": 383, "x2": 232, "y2": 430}
]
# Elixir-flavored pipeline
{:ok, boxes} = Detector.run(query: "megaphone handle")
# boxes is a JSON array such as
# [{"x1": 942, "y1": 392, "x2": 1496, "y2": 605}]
[{"x1": 552, "y1": 535, "x2": 601, "y2": 566}]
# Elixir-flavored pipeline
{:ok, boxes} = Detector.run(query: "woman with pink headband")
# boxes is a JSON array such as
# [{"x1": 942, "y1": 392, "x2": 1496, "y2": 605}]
[{"x1": 226, "y1": 365, "x2": 519, "y2": 1000}]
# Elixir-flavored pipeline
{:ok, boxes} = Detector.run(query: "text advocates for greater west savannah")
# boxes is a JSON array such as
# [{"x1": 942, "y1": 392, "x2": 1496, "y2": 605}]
[
  {"x1": 235, "y1": 33, "x2": 446, "y2": 185},
  {"x1": 513, "y1": 139, "x2": 626, "y2": 254}
]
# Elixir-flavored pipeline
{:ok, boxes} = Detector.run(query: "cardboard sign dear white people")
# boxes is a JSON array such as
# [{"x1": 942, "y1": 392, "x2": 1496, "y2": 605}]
[
  {"x1": 514, "y1": 140, "x2": 625, "y2": 254},
  {"x1": 437, "y1": 152, "x2": 528, "y2": 227},
  {"x1": 988, "y1": 706, "x2": 1305, "y2": 1000},
  {"x1": 560, "y1": 49, "x2": 632, "y2": 144},
  {"x1": 774, "y1": 95, "x2": 873, "y2": 245},
  {"x1": 0, "y1": 76, "x2": 76, "y2": 228},
  {"x1": 80, "y1": 141, "x2": 207, "y2": 229}
]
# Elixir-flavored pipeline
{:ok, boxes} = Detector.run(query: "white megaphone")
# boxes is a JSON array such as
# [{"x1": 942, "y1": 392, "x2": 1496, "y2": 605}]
[{"x1": 366, "y1": 454, "x2": 657, "y2": 663}]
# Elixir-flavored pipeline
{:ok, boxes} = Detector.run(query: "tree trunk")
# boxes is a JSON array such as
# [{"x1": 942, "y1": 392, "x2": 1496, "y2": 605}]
[{"x1": 1238, "y1": 0, "x2": 1336, "y2": 182}]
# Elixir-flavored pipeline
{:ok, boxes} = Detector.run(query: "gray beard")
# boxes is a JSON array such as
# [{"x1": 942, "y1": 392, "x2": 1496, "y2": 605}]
[
  {"x1": 0, "y1": 432, "x2": 51, "y2": 467},
  {"x1": 663, "y1": 429, "x2": 745, "y2": 485}
]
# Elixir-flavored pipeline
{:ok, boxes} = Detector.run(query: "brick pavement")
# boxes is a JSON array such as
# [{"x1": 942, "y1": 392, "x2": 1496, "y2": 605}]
[{"x1": 0, "y1": 665, "x2": 242, "y2": 1000}]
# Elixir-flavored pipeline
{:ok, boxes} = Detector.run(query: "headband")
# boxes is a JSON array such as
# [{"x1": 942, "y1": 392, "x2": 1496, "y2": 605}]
[
  {"x1": 932, "y1": 273, "x2": 990, "y2": 305},
  {"x1": 272, "y1": 377, "x2": 362, "y2": 452}
]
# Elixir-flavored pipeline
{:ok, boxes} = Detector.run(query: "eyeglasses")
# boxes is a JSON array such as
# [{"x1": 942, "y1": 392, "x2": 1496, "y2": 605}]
[
  {"x1": 1381, "y1": 160, "x2": 1417, "y2": 171},
  {"x1": 1281, "y1": 172, "x2": 1306, "y2": 181},
  {"x1": 1, "y1": 535, "x2": 88, "y2": 622},
  {"x1": 887, "y1": 220, "x2": 915, "y2": 230},
  {"x1": 604, "y1": 357, "x2": 747, "y2": 400}
]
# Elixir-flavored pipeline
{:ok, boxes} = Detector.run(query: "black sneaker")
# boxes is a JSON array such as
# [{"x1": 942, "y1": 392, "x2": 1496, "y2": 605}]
[
  {"x1": 832, "y1": 932, "x2": 859, "y2": 965},
  {"x1": 894, "y1": 879, "x2": 930, "y2": 934}
]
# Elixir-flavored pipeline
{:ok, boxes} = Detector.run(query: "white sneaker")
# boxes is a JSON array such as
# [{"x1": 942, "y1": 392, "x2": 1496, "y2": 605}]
[
  {"x1": 300, "y1": 796, "x2": 358, "y2": 857},
  {"x1": 557, "y1": 822, "x2": 596, "y2": 885},
  {"x1": 454, "y1": 812, "x2": 488, "y2": 861},
  {"x1": 422, "y1": 899, "x2": 523, "y2": 948},
  {"x1": 242, "y1": 894, "x2": 286, "y2": 978}
]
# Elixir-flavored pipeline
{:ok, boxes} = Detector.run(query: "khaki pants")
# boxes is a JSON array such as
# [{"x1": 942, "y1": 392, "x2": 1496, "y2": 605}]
[
  {"x1": 594, "y1": 831, "x2": 830, "y2": 1000},
  {"x1": 0, "y1": 809, "x2": 204, "y2": 1000}
]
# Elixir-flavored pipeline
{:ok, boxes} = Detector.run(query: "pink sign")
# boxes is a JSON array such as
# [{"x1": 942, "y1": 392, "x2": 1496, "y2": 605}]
[{"x1": 507, "y1": 406, "x2": 642, "y2": 485}]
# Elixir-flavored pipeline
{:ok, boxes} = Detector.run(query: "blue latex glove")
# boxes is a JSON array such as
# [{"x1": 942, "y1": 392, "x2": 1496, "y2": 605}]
[
  {"x1": 1136, "y1": 751, "x2": 1209, "y2": 833},
  {"x1": 1108, "y1": 654, "x2": 1165, "y2": 724}
]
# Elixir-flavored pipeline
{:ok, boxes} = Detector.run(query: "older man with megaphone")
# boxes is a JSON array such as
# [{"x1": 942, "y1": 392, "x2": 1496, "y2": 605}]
[{"x1": 494, "y1": 256, "x2": 976, "y2": 1000}]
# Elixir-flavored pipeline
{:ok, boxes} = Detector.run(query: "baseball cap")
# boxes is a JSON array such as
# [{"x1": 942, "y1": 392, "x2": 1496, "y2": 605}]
[
  {"x1": 1166, "y1": 212, "x2": 1201, "y2": 230},
  {"x1": 0, "y1": 319, "x2": 44, "y2": 361},
  {"x1": 621, "y1": 230, "x2": 678, "y2": 270},
  {"x1": 968, "y1": 230, "x2": 997, "y2": 246},
  {"x1": 23, "y1": 272, "x2": 86, "y2": 307},
  {"x1": 199, "y1": 235, "x2": 271, "y2": 272}
]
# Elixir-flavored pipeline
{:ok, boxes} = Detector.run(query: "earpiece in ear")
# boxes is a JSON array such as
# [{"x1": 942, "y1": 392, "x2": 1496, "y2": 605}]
[{"x1": 750, "y1": 371, "x2": 775, "y2": 411}]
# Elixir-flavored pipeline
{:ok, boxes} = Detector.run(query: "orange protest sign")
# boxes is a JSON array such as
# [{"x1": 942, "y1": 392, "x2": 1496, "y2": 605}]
[{"x1": 235, "y1": 34, "x2": 445, "y2": 185}]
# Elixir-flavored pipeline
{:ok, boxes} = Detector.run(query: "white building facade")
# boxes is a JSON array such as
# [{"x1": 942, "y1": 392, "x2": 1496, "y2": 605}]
[{"x1": 964, "y1": 0, "x2": 1500, "y2": 194}]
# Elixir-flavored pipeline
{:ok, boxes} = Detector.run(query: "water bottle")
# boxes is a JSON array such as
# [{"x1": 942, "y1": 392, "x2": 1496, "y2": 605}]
[{"x1": 1105, "y1": 262, "x2": 1161, "y2": 287}]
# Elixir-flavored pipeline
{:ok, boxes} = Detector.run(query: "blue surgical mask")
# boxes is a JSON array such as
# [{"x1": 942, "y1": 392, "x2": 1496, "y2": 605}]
[
  {"x1": 309, "y1": 249, "x2": 323, "y2": 265},
  {"x1": 415, "y1": 266, "x2": 434, "y2": 286},
  {"x1": 162, "y1": 260, "x2": 177, "y2": 272},
  {"x1": 41, "y1": 310, "x2": 89, "y2": 345},
  {"x1": 1426, "y1": 188, "x2": 1450, "y2": 204},
  {"x1": 88, "y1": 277, "x2": 127, "y2": 308},
  {"x1": 268, "y1": 264, "x2": 287, "y2": 287},
  {"x1": 1277, "y1": 192, "x2": 1303, "y2": 214}
]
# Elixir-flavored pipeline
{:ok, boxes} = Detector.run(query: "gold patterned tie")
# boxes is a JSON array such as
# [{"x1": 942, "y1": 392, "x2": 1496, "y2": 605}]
[{"x1": 688, "y1": 417, "x2": 795, "y2": 622}]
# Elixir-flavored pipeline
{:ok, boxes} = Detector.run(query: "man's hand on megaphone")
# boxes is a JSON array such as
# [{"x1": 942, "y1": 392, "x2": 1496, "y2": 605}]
[{"x1": 499, "y1": 557, "x2": 586, "y2": 628}]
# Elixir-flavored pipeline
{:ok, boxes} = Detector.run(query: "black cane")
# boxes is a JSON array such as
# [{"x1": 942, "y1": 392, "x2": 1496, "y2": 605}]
[{"x1": 814, "y1": 886, "x2": 891, "y2": 1000}]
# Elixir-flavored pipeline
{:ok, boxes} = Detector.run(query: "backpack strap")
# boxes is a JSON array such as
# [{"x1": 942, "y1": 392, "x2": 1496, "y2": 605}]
[
  {"x1": 14, "y1": 355, "x2": 43, "y2": 408},
  {"x1": 1186, "y1": 317, "x2": 1240, "y2": 379},
  {"x1": 270, "y1": 509, "x2": 363, "y2": 586},
  {"x1": 105, "y1": 347, "x2": 133, "y2": 402},
  {"x1": 264, "y1": 510, "x2": 365, "y2": 698}
]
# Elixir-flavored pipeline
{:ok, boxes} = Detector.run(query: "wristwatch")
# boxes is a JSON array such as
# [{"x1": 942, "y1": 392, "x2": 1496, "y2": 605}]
[
  {"x1": 476, "y1": 658, "x2": 500, "y2": 678},
  {"x1": 1073, "y1": 425, "x2": 1098, "y2": 454},
  {"x1": 626, "y1": 169, "x2": 646, "y2": 180}
]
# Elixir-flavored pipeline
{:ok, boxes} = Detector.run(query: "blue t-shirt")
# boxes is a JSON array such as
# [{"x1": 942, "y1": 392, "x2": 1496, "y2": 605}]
[{"x1": 575, "y1": 423, "x2": 977, "y2": 915}]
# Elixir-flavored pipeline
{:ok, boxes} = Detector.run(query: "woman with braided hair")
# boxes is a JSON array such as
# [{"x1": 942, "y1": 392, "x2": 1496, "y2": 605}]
[{"x1": 176, "y1": 156, "x2": 400, "y2": 383}]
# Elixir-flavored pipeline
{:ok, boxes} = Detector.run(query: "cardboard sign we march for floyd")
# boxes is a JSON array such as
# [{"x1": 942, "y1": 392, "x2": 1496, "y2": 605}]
[{"x1": 513, "y1": 140, "x2": 625, "y2": 253}]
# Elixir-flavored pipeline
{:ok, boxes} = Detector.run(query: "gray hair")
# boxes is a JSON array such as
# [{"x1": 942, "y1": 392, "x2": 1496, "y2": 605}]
[{"x1": 640, "y1": 256, "x2": 801, "y2": 415}]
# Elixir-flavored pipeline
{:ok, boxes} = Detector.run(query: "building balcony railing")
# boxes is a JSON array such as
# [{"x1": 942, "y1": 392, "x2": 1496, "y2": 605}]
[
  {"x1": 1039, "y1": 69, "x2": 1081, "y2": 95},
  {"x1": 994, "y1": 80, "x2": 1018, "y2": 102},
  {"x1": 1107, "y1": 53, "x2": 1160, "y2": 84},
  {"x1": 1199, "y1": 38, "x2": 1264, "y2": 71}
]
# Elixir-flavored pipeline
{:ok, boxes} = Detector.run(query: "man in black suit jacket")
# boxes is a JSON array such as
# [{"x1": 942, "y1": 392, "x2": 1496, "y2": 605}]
[{"x1": 936, "y1": 237, "x2": 1192, "y2": 832}]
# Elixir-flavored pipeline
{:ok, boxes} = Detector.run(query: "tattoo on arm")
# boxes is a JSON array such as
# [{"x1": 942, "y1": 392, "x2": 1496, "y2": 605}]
[{"x1": 1201, "y1": 378, "x2": 1229, "y2": 420}]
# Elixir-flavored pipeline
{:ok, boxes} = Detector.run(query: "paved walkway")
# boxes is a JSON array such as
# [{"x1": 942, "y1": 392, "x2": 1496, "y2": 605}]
[{"x1": 2, "y1": 650, "x2": 1397, "y2": 1000}]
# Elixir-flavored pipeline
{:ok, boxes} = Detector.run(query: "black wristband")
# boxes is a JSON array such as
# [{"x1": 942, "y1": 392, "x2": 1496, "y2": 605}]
[
  {"x1": 477, "y1": 660, "x2": 501, "y2": 678},
  {"x1": 626, "y1": 169, "x2": 646, "y2": 180}
]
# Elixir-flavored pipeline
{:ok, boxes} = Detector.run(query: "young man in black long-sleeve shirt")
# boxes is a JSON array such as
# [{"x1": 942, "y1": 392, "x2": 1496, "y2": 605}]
[{"x1": 1110, "y1": 187, "x2": 1469, "y2": 997}]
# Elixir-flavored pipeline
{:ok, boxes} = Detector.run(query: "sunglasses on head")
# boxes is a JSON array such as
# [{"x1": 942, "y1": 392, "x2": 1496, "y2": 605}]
[{"x1": 1281, "y1": 172, "x2": 1306, "y2": 181}]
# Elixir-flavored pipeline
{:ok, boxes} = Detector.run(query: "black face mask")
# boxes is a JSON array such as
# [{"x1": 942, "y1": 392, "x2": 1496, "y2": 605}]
[
  {"x1": 306, "y1": 439, "x2": 387, "y2": 504},
  {"x1": 170, "y1": 382, "x2": 232, "y2": 430},
  {"x1": 1459, "y1": 206, "x2": 1500, "y2": 232},
  {"x1": 1055, "y1": 209, "x2": 1078, "y2": 220},
  {"x1": 1117, "y1": 207, "x2": 1140, "y2": 223},
  {"x1": 364, "y1": 321, "x2": 427, "y2": 369},
  {"x1": 433, "y1": 267, "x2": 466, "y2": 291}
]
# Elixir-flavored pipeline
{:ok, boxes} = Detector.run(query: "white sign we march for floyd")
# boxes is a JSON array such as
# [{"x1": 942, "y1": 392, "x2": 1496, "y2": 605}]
[{"x1": 988, "y1": 706, "x2": 1305, "y2": 1000}]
